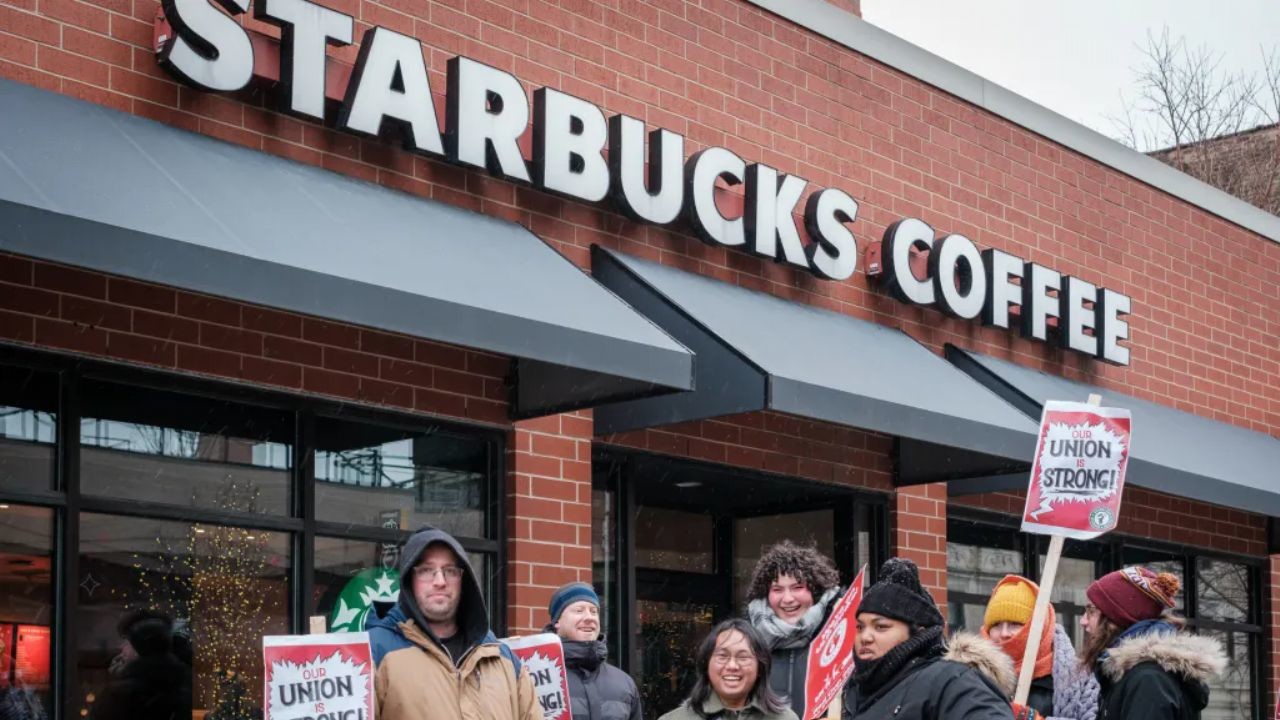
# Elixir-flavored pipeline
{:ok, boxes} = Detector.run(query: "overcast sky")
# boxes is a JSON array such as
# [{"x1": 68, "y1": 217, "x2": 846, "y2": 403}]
[{"x1": 861, "y1": 0, "x2": 1280, "y2": 150}]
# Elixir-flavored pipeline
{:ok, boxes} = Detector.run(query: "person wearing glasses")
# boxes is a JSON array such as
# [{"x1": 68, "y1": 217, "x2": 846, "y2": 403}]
[
  {"x1": 367, "y1": 525, "x2": 539, "y2": 720},
  {"x1": 545, "y1": 582, "x2": 643, "y2": 720},
  {"x1": 841, "y1": 558, "x2": 1015, "y2": 720},
  {"x1": 1079, "y1": 567, "x2": 1225, "y2": 720},
  {"x1": 658, "y1": 618, "x2": 797, "y2": 720},
  {"x1": 982, "y1": 575, "x2": 1098, "y2": 720}
]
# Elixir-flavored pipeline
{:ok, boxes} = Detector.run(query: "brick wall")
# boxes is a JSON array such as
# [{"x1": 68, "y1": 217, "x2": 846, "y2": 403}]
[
  {"x1": 892, "y1": 483, "x2": 949, "y2": 613},
  {"x1": 2, "y1": 0, "x2": 1279, "y2": 664},
  {"x1": 602, "y1": 410, "x2": 893, "y2": 492},
  {"x1": 954, "y1": 486, "x2": 1269, "y2": 557}
]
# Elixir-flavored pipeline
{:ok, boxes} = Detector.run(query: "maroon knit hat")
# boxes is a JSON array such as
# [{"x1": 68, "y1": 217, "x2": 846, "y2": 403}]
[{"x1": 1086, "y1": 566, "x2": 1180, "y2": 628}]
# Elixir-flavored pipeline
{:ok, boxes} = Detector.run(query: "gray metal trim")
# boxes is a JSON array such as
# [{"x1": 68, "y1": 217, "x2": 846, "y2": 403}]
[
  {"x1": 591, "y1": 246, "x2": 768, "y2": 434},
  {"x1": 947, "y1": 345, "x2": 1280, "y2": 517},
  {"x1": 0, "y1": 79, "x2": 696, "y2": 415},
  {"x1": 742, "y1": 0, "x2": 1280, "y2": 244},
  {"x1": 944, "y1": 472, "x2": 1027, "y2": 497}
]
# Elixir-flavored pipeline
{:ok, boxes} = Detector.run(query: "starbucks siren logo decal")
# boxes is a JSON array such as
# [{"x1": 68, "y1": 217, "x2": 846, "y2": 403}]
[{"x1": 330, "y1": 568, "x2": 400, "y2": 633}]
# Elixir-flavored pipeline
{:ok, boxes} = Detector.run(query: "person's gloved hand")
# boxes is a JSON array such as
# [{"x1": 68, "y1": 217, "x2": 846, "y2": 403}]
[{"x1": 1010, "y1": 702, "x2": 1043, "y2": 720}]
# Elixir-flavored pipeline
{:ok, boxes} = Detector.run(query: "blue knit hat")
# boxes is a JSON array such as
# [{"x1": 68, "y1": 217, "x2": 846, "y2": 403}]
[{"x1": 549, "y1": 582, "x2": 600, "y2": 622}]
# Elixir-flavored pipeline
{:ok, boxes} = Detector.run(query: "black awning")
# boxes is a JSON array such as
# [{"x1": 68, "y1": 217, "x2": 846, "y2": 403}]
[
  {"x1": 0, "y1": 79, "x2": 692, "y2": 418},
  {"x1": 591, "y1": 247, "x2": 1039, "y2": 470},
  {"x1": 948, "y1": 346, "x2": 1280, "y2": 516}
]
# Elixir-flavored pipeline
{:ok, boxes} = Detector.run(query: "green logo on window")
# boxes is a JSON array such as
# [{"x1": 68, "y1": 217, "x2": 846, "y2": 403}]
[{"x1": 329, "y1": 568, "x2": 401, "y2": 633}]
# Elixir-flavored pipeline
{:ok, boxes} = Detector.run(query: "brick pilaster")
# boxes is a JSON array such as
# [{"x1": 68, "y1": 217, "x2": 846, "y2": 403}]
[
  {"x1": 892, "y1": 483, "x2": 949, "y2": 620},
  {"x1": 505, "y1": 411, "x2": 593, "y2": 636}
]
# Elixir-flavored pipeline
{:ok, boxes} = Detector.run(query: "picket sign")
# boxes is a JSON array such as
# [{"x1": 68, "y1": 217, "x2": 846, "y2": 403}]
[{"x1": 1013, "y1": 393, "x2": 1100, "y2": 706}]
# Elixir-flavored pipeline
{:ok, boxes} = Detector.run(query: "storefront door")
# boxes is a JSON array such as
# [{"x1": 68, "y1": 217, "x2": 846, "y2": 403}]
[{"x1": 593, "y1": 451, "x2": 885, "y2": 717}]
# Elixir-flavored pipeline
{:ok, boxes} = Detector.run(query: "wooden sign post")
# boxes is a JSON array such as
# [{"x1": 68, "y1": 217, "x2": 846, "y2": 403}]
[{"x1": 1014, "y1": 393, "x2": 1133, "y2": 706}]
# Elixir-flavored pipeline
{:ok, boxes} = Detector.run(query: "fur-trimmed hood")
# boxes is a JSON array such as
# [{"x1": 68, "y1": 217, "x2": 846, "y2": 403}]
[
  {"x1": 944, "y1": 631, "x2": 1016, "y2": 697},
  {"x1": 1101, "y1": 631, "x2": 1226, "y2": 685}
]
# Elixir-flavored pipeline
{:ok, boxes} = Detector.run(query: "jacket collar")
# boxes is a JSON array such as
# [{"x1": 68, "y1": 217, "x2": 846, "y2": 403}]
[
  {"x1": 1100, "y1": 629, "x2": 1226, "y2": 684},
  {"x1": 943, "y1": 631, "x2": 1017, "y2": 697}
]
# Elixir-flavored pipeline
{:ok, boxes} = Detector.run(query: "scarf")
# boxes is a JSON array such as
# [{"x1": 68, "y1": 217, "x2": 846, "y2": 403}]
[
  {"x1": 985, "y1": 604, "x2": 1055, "y2": 680},
  {"x1": 853, "y1": 625, "x2": 945, "y2": 703},
  {"x1": 747, "y1": 587, "x2": 841, "y2": 651}
]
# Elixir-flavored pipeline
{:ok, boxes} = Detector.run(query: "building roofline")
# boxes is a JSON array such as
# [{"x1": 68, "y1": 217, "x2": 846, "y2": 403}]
[
  {"x1": 743, "y1": 0, "x2": 1280, "y2": 246},
  {"x1": 1148, "y1": 121, "x2": 1280, "y2": 156}
]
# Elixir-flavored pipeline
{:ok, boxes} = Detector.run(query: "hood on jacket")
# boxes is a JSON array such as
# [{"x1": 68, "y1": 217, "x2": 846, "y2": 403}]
[
  {"x1": 944, "y1": 631, "x2": 1017, "y2": 698},
  {"x1": 1100, "y1": 631, "x2": 1226, "y2": 686},
  {"x1": 395, "y1": 525, "x2": 491, "y2": 657}
]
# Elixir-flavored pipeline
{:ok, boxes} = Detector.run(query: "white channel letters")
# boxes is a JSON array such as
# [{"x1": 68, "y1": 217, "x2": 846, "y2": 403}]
[{"x1": 155, "y1": 0, "x2": 1131, "y2": 365}]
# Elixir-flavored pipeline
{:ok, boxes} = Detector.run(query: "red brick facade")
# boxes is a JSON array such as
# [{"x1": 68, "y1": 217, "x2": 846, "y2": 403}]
[{"x1": 1, "y1": 0, "x2": 1278, "y2": 710}]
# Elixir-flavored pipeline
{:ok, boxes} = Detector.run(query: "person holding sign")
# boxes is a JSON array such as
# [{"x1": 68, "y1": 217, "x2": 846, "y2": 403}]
[
  {"x1": 545, "y1": 582, "x2": 643, "y2": 720},
  {"x1": 658, "y1": 619, "x2": 797, "y2": 720},
  {"x1": 982, "y1": 576, "x2": 1098, "y2": 720},
  {"x1": 746, "y1": 541, "x2": 843, "y2": 717},
  {"x1": 840, "y1": 558, "x2": 1015, "y2": 720},
  {"x1": 366, "y1": 526, "x2": 539, "y2": 720},
  {"x1": 1079, "y1": 567, "x2": 1225, "y2": 720}
]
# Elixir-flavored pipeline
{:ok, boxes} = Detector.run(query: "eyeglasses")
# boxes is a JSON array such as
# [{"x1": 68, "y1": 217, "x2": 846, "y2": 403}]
[
  {"x1": 414, "y1": 565, "x2": 463, "y2": 582},
  {"x1": 1083, "y1": 603, "x2": 1101, "y2": 619},
  {"x1": 711, "y1": 652, "x2": 755, "y2": 667}
]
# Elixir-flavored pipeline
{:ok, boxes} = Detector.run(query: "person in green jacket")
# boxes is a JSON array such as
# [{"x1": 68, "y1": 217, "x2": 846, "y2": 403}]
[{"x1": 658, "y1": 618, "x2": 798, "y2": 720}]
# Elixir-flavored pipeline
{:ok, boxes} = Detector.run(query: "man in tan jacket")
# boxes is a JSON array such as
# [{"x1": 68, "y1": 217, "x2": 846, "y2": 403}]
[{"x1": 368, "y1": 526, "x2": 539, "y2": 720}]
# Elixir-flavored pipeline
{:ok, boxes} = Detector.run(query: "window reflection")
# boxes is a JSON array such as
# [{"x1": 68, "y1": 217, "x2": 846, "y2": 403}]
[
  {"x1": 80, "y1": 382, "x2": 292, "y2": 515},
  {"x1": 315, "y1": 419, "x2": 490, "y2": 537},
  {"x1": 77, "y1": 514, "x2": 290, "y2": 719},
  {"x1": 0, "y1": 367, "x2": 57, "y2": 493},
  {"x1": 0, "y1": 505, "x2": 52, "y2": 718}
]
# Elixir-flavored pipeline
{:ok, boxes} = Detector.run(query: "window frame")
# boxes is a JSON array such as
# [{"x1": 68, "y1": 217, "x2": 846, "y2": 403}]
[
  {"x1": 0, "y1": 344, "x2": 506, "y2": 720},
  {"x1": 948, "y1": 508, "x2": 1267, "y2": 719}
]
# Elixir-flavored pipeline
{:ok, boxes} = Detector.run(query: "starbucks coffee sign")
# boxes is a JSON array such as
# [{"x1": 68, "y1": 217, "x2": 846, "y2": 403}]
[{"x1": 156, "y1": 0, "x2": 1131, "y2": 365}]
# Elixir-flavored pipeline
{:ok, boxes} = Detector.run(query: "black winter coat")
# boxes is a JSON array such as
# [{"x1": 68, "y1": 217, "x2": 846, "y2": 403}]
[
  {"x1": 841, "y1": 633, "x2": 1015, "y2": 720},
  {"x1": 1096, "y1": 631, "x2": 1224, "y2": 720},
  {"x1": 562, "y1": 638, "x2": 643, "y2": 720},
  {"x1": 90, "y1": 653, "x2": 191, "y2": 720},
  {"x1": 769, "y1": 645, "x2": 809, "y2": 718}
]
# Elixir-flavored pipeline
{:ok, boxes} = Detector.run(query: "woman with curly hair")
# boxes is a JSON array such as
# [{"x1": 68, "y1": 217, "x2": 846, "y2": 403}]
[{"x1": 745, "y1": 541, "x2": 843, "y2": 718}]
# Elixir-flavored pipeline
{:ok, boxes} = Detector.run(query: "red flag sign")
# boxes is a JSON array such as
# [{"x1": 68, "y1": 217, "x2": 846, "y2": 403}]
[
  {"x1": 802, "y1": 565, "x2": 867, "y2": 720},
  {"x1": 501, "y1": 633, "x2": 572, "y2": 720},
  {"x1": 262, "y1": 632, "x2": 374, "y2": 720},
  {"x1": 1021, "y1": 400, "x2": 1132, "y2": 540}
]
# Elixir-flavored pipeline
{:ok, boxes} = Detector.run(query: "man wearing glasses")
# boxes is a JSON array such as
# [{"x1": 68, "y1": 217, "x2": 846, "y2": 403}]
[{"x1": 368, "y1": 525, "x2": 538, "y2": 720}]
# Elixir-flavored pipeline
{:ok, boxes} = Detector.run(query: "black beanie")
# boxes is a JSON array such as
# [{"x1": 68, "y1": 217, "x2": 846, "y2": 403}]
[{"x1": 857, "y1": 558, "x2": 944, "y2": 628}]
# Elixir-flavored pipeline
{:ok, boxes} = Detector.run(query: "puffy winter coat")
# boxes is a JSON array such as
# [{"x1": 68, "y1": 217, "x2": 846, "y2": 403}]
[
  {"x1": 1019, "y1": 624, "x2": 1099, "y2": 720},
  {"x1": 367, "y1": 528, "x2": 539, "y2": 720},
  {"x1": 558, "y1": 635, "x2": 643, "y2": 720},
  {"x1": 841, "y1": 633, "x2": 1016, "y2": 720},
  {"x1": 89, "y1": 653, "x2": 191, "y2": 720},
  {"x1": 1096, "y1": 625, "x2": 1225, "y2": 720}
]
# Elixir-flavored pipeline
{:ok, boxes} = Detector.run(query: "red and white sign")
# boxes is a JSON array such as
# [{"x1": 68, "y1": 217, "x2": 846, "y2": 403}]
[
  {"x1": 1021, "y1": 400, "x2": 1132, "y2": 540},
  {"x1": 262, "y1": 632, "x2": 374, "y2": 720},
  {"x1": 801, "y1": 565, "x2": 867, "y2": 720},
  {"x1": 501, "y1": 633, "x2": 572, "y2": 720}
]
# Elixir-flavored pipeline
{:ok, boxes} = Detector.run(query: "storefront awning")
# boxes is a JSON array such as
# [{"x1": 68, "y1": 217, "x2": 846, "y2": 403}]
[
  {"x1": 0, "y1": 79, "x2": 692, "y2": 418},
  {"x1": 948, "y1": 346, "x2": 1280, "y2": 517},
  {"x1": 592, "y1": 247, "x2": 1039, "y2": 467}
]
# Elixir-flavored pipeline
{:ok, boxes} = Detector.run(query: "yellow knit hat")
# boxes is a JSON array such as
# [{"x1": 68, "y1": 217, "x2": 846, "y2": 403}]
[{"x1": 983, "y1": 575, "x2": 1038, "y2": 631}]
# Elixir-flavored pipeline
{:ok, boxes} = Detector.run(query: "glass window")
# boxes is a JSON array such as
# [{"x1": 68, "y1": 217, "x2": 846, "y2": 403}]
[
  {"x1": 314, "y1": 537, "x2": 402, "y2": 634},
  {"x1": 77, "y1": 514, "x2": 291, "y2": 719},
  {"x1": 1200, "y1": 629, "x2": 1253, "y2": 720},
  {"x1": 1196, "y1": 557, "x2": 1250, "y2": 624},
  {"x1": 0, "y1": 505, "x2": 53, "y2": 718},
  {"x1": 946, "y1": 541, "x2": 1022, "y2": 634},
  {"x1": 80, "y1": 383, "x2": 292, "y2": 514},
  {"x1": 593, "y1": 486, "x2": 620, "y2": 661},
  {"x1": 315, "y1": 420, "x2": 491, "y2": 538},
  {"x1": 0, "y1": 367, "x2": 57, "y2": 493},
  {"x1": 1121, "y1": 548, "x2": 1185, "y2": 611},
  {"x1": 732, "y1": 510, "x2": 834, "y2": 604},
  {"x1": 634, "y1": 506, "x2": 712, "y2": 573}
]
